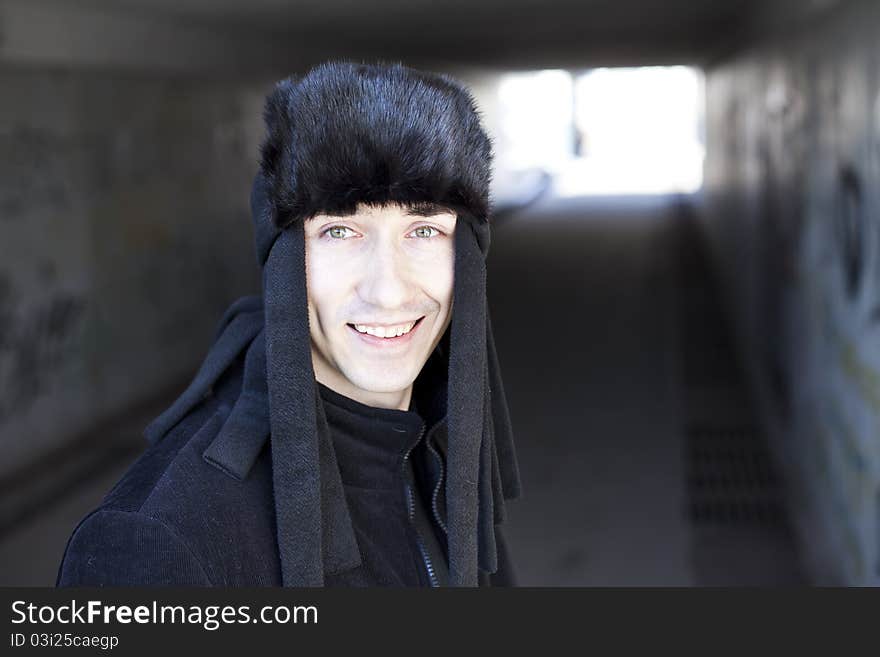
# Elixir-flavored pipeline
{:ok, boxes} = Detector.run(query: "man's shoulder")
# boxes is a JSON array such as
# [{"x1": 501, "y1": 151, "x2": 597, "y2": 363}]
[
  {"x1": 104, "y1": 347, "x2": 274, "y2": 516},
  {"x1": 106, "y1": 396, "x2": 260, "y2": 513},
  {"x1": 57, "y1": 392, "x2": 278, "y2": 587}
]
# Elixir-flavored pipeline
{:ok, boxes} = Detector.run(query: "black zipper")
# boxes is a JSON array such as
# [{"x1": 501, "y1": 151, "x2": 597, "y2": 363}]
[
  {"x1": 404, "y1": 482, "x2": 439, "y2": 587},
  {"x1": 401, "y1": 424, "x2": 439, "y2": 587},
  {"x1": 426, "y1": 439, "x2": 447, "y2": 535}
]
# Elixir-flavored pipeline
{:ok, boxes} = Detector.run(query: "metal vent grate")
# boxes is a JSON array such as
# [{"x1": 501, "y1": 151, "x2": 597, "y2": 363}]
[{"x1": 685, "y1": 424, "x2": 786, "y2": 528}]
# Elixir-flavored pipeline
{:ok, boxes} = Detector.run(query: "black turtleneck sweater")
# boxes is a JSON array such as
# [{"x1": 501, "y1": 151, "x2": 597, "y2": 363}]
[{"x1": 317, "y1": 382, "x2": 449, "y2": 587}]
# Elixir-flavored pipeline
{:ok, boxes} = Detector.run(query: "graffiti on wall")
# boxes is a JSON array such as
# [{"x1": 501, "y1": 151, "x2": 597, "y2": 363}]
[
  {"x1": 755, "y1": 62, "x2": 810, "y2": 425},
  {"x1": 835, "y1": 164, "x2": 866, "y2": 301},
  {"x1": 708, "y1": 18, "x2": 880, "y2": 584},
  {"x1": 0, "y1": 272, "x2": 86, "y2": 423},
  {"x1": 0, "y1": 127, "x2": 71, "y2": 221}
]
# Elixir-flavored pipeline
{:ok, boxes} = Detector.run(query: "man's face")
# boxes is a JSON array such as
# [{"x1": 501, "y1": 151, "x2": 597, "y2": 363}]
[{"x1": 304, "y1": 202, "x2": 456, "y2": 409}]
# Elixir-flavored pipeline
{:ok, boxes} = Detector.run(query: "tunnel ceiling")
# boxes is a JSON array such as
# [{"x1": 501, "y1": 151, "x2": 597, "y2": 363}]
[{"x1": 29, "y1": 0, "x2": 844, "y2": 69}]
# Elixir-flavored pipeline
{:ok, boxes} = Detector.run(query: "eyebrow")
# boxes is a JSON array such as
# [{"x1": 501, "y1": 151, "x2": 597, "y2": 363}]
[
  {"x1": 403, "y1": 202, "x2": 455, "y2": 217},
  {"x1": 306, "y1": 202, "x2": 456, "y2": 222}
]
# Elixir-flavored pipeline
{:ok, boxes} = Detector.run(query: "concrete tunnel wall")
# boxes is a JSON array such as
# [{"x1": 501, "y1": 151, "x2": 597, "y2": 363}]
[
  {"x1": 0, "y1": 70, "x2": 266, "y2": 478},
  {"x1": 0, "y1": 59, "x2": 505, "y2": 484},
  {"x1": 702, "y1": 0, "x2": 880, "y2": 585}
]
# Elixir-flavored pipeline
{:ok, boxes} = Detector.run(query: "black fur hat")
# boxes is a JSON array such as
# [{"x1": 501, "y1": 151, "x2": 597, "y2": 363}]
[{"x1": 260, "y1": 62, "x2": 492, "y2": 234}]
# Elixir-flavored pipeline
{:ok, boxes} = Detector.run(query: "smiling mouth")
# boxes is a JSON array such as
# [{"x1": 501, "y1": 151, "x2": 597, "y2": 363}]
[{"x1": 346, "y1": 316, "x2": 425, "y2": 340}]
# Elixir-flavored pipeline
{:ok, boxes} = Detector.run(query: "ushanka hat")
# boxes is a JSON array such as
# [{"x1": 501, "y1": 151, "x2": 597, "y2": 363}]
[{"x1": 145, "y1": 61, "x2": 521, "y2": 586}]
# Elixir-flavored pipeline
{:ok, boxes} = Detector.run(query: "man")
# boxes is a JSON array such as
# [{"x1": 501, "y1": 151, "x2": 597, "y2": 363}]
[{"x1": 56, "y1": 61, "x2": 521, "y2": 587}]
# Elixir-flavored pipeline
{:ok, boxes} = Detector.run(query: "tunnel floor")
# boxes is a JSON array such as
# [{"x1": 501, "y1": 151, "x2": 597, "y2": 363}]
[
  {"x1": 0, "y1": 193, "x2": 808, "y2": 586},
  {"x1": 490, "y1": 193, "x2": 807, "y2": 586}
]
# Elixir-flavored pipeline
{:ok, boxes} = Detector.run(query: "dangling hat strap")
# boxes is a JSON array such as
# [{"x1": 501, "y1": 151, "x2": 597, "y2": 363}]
[
  {"x1": 262, "y1": 222, "x2": 362, "y2": 586},
  {"x1": 263, "y1": 224, "x2": 324, "y2": 586},
  {"x1": 446, "y1": 222, "x2": 488, "y2": 586}
]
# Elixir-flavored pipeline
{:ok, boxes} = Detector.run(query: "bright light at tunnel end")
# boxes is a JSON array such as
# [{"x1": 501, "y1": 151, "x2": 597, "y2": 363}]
[{"x1": 495, "y1": 66, "x2": 705, "y2": 198}]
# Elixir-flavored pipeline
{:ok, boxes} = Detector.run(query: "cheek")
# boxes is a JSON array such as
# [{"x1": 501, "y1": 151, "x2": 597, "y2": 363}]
[
  {"x1": 415, "y1": 247, "x2": 455, "y2": 309},
  {"x1": 306, "y1": 249, "x2": 348, "y2": 322}
]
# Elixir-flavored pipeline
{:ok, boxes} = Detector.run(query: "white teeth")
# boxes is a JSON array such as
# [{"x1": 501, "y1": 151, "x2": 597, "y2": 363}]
[{"x1": 353, "y1": 321, "x2": 416, "y2": 338}]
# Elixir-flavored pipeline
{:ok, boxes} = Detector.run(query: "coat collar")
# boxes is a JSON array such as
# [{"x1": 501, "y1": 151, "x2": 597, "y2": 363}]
[
  {"x1": 200, "y1": 373, "x2": 450, "y2": 490},
  {"x1": 200, "y1": 330, "x2": 362, "y2": 579},
  {"x1": 200, "y1": 351, "x2": 452, "y2": 580}
]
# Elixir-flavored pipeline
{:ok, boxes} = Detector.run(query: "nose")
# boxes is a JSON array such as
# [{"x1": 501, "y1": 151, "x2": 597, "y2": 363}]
[{"x1": 357, "y1": 237, "x2": 413, "y2": 310}]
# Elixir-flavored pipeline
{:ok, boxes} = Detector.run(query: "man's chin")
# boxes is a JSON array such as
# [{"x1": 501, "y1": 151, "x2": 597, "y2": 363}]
[{"x1": 343, "y1": 367, "x2": 417, "y2": 396}]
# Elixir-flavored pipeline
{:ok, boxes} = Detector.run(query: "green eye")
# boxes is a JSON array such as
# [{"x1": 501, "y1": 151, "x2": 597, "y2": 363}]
[
  {"x1": 412, "y1": 226, "x2": 439, "y2": 238},
  {"x1": 326, "y1": 226, "x2": 352, "y2": 239}
]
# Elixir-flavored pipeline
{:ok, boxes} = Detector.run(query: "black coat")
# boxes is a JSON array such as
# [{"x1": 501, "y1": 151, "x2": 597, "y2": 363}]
[{"x1": 55, "y1": 338, "x2": 517, "y2": 587}]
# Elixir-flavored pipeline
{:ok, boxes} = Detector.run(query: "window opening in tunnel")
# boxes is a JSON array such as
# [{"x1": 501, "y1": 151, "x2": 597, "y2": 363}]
[{"x1": 493, "y1": 66, "x2": 704, "y2": 199}]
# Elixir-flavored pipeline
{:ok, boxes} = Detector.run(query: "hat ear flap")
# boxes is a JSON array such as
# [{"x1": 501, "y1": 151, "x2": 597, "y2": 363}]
[
  {"x1": 260, "y1": 219, "x2": 363, "y2": 585},
  {"x1": 251, "y1": 171, "x2": 282, "y2": 267},
  {"x1": 445, "y1": 221, "x2": 487, "y2": 585},
  {"x1": 263, "y1": 223, "x2": 324, "y2": 586}
]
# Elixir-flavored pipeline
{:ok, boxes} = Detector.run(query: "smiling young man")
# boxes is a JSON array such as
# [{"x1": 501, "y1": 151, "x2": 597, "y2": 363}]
[{"x1": 56, "y1": 61, "x2": 521, "y2": 588}]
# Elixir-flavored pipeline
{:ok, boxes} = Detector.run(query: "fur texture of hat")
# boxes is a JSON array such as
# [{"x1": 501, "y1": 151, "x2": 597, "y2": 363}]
[{"x1": 258, "y1": 61, "x2": 493, "y2": 236}]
